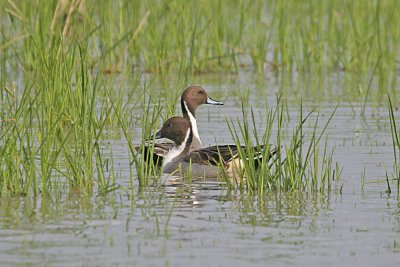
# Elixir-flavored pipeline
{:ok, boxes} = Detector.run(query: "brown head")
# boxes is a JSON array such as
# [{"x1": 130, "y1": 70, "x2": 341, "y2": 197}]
[
  {"x1": 155, "y1": 117, "x2": 193, "y2": 146},
  {"x1": 180, "y1": 86, "x2": 223, "y2": 117}
]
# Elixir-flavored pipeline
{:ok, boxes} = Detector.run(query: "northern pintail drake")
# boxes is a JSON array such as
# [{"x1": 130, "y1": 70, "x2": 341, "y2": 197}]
[
  {"x1": 180, "y1": 85, "x2": 223, "y2": 148},
  {"x1": 155, "y1": 116, "x2": 275, "y2": 178},
  {"x1": 138, "y1": 86, "x2": 223, "y2": 166}
]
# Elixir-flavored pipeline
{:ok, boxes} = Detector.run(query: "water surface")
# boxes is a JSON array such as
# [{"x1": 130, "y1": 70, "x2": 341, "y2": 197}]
[{"x1": 1, "y1": 73, "x2": 400, "y2": 267}]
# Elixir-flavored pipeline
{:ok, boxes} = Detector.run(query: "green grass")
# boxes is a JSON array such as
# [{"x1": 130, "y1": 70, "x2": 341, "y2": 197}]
[
  {"x1": 0, "y1": 0, "x2": 397, "y2": 196},
  {"x1": 221, "y1": 95, "x2": 340, "y2": 194},
  {"x1": 115, "y1": 87, "x2": 164, "y2": 189},
  {"x1": 2, "y1": 1, "x2": 400, "y2": 86},
  {"x1": 387, "y1": 95, "x2": 400, "y2": 195},
  {"x1": 0, "y1": 33, "x2": 118, "y2": 195}
]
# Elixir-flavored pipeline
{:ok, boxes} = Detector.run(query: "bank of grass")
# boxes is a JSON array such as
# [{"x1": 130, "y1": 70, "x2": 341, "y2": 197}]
[
  {"x1": 2, "y1": 1, "x2": 400, "y2": 82},
  {"x1": 2, "y1": 1, "x2": 399, "y2": 110}
]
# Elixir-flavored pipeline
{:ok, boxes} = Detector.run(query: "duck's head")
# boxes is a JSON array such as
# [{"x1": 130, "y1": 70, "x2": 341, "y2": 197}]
[
  {"x1": 155, "y1": 116, "x2": 193, "y2": 146},
  {"x1": 180, "y1": 86, "x2": 223, "y2": 116}
]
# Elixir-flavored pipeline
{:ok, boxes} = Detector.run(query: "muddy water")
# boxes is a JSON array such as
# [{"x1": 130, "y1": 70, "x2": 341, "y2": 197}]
[{"x1": 1, "y1": 77, "x2": 400, "y2": 266}]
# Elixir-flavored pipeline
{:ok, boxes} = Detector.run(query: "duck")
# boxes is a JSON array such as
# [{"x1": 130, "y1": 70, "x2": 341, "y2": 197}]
[
  {"x1": 155, "y1": 116, "x2": 275, "y2": 178},
  {"x1": 179, "y1": 85, "x2": 223, "y2": 149},
  {"x1": 138, "y1": 86, "x2": 223, "y2": 166}
]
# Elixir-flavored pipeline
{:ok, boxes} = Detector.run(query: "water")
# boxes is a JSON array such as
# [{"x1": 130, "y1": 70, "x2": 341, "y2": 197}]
[{"x1": 1, "y1": 74, "x2": 400, "y2": 266}]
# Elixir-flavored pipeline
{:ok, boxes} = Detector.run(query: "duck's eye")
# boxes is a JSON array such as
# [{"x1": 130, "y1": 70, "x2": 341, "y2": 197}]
[{"x1": 168, "y1": 123, "x2": 172, "y2": 128}]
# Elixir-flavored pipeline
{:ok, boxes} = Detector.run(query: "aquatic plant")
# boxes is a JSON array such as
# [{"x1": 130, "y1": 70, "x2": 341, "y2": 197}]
[
  {"x1": 221, "y1": 96, "x2": 340, "y2": 194},
  {"x1": 115, "y1": 88, "x2": 164, "y2": 189},
  {"x1": 387, "y1": 95, "x2": 400, "y2": 195},
  {"x1": 2, "y1": 1, "x2": 399, "y2": 84},
  {"x1": 0, "y1": 4, "x2": 124, "y2": 196}
]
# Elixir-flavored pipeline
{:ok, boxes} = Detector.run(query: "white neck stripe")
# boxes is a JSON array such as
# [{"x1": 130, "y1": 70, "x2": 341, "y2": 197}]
[
  {"x1": 163, "y1": 128, "x2": 191, "y2": 167},
  {"x1": 183, "y1": 101, "x2": 202, "y2": 147}
]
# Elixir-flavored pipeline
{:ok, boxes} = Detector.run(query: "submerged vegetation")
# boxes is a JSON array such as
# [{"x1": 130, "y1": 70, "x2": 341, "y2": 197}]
[{"x1": 0, "y1": 0, "x2": 399, "y2": 196}]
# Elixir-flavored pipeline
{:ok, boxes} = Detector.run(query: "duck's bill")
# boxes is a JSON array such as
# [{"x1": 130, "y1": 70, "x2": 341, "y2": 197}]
[
  {"x1": 155, "y1": 129, "x2": 163, "y2": 139},
  {"x1": 145, "y1": 130, "x2": 163, "y2": 142},
  {"x1": 206, "y1": 96, "x2": 224, "y2": 105}
]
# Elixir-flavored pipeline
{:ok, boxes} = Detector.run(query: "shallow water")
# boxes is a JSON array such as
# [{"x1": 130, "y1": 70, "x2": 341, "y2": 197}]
[{"x1": 1, "y1": 74, "x2": 400, "y2": 266}]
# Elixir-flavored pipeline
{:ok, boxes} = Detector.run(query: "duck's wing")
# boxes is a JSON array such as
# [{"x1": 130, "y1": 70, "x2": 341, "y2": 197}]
[
  {"x1": 182, "y1": 144, "x2": 278, "y2": 167},
  {"x1": 202, "y1": 145, "x2": 240, "y2": 162},
  {"x1": 202, "y1": 144, "x2": 277, "y2": 162},
  {"x1": 135, "y1": 142, "x2": 174, "y2": 166},
  {"x1": 183, "y1": 148, "x2": 225, "y2": 166},
  {"x1": 135, "y1": 142, "x2": 173, "y2": 155},
  {"x1": 153, "y1": 143, "x2": 174, "y2": 156}
]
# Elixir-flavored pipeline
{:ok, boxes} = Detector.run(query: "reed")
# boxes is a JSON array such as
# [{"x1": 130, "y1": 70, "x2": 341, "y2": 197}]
[
  {"x1": 116, "y1": 90, "x2": 164, "y2": 188},
  {"x1": 223, "y1": 96, "x2": 340, "y2": 194},
  {"x1": 387, "y1": 95, "x2": 400, "y2": 194},
  {"x1": 0, "y1": 4, "x2": 123, "y2": 196},
  {"x1": 3, "y1": 1, "x2": 399, "y2": 81}
]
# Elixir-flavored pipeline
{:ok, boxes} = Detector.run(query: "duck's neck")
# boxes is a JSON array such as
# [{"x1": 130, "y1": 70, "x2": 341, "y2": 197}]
[
  {"x1": 163, "y1": 128, "x2": 192, "y2": 167},
  {"x1": 181, "y1": 100, "x2": 203, "y2": 149}
]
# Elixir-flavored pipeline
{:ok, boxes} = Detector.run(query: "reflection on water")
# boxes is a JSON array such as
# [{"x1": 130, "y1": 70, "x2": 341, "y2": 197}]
[
  {"x1": 0, "y1": 173, "x2": 399, "y2": 266},
  {"x1": 0, "y1": 183, "x2": 336, "y2": 266}
]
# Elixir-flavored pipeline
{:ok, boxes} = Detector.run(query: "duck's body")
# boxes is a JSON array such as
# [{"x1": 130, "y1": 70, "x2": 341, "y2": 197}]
[{"x1": 155, "y1": 117, "x2": 274, "y2": 178}]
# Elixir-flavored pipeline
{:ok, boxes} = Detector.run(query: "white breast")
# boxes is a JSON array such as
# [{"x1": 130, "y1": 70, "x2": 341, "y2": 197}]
[{"x1": 163, "y1": 128, "x2": 191, "y2": 167}]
